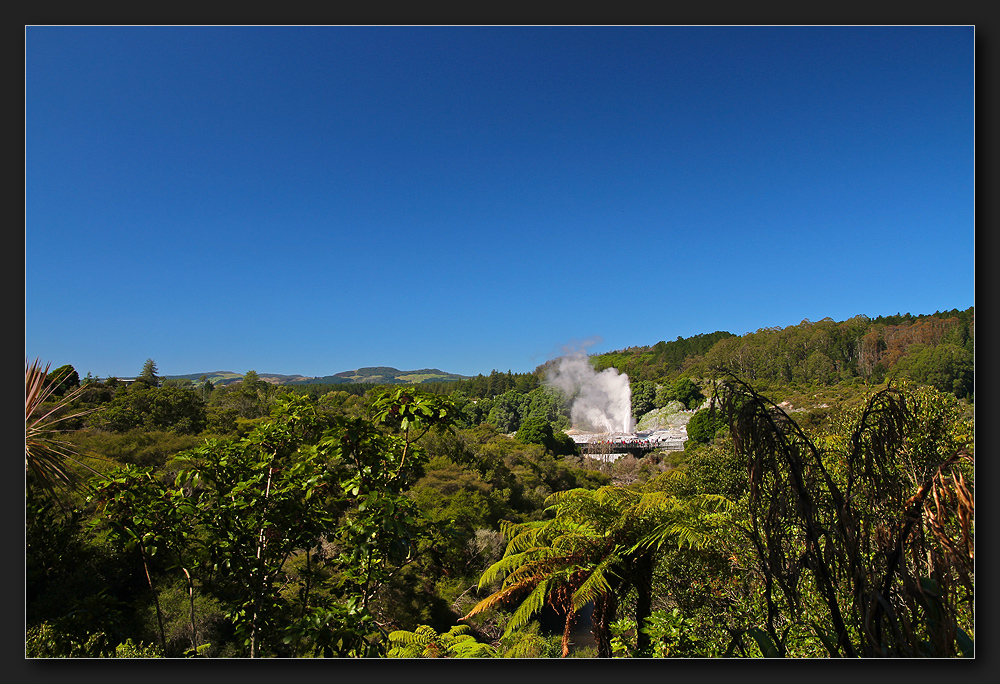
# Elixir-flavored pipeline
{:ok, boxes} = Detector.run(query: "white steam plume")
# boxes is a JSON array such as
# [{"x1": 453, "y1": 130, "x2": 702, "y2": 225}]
[{"x1": 545, "y1": 351, "x2": 634, "y2": 434}]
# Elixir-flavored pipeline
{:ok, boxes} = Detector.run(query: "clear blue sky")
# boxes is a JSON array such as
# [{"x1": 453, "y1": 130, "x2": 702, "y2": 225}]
[{"x1": 25, "y1": 26, "x2": 975, "y2": 380}]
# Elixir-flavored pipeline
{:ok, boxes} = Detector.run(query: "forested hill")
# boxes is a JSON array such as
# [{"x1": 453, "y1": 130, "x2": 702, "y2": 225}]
[{"x1": 589, "y1": 307, "x2": 974, "y2": 399}]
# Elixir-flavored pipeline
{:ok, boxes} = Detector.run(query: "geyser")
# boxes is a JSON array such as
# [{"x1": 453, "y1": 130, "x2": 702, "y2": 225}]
[{"x1": 545, "y1": 351, "x2": 634, "y2": 434}]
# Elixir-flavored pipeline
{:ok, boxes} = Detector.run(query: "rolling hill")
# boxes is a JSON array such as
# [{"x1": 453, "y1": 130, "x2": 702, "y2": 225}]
[{"x1": 162, "y1": 367, "x2": 470, "y2": 387}]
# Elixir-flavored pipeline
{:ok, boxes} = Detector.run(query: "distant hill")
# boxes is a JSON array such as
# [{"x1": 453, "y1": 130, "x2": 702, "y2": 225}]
[
  {"x1": 160, "y1": 371, "x2": 314, "y2": 386},
  {"x1": 162, "y1": 367, "x2": 470, "y2": 387},
  {"x1": 291, "y1": 367, "x2": 470, "y2": 385}
]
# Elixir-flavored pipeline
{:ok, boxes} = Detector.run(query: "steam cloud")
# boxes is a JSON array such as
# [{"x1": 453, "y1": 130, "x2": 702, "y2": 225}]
[{"x1": 545, "y1": 351, "x2": 634, "y2": 434}]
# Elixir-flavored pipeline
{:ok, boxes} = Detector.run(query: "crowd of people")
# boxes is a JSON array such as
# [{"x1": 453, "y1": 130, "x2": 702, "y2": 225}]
[{"x1": 581, "y1": 436, "x2": 669, "y2": 451}]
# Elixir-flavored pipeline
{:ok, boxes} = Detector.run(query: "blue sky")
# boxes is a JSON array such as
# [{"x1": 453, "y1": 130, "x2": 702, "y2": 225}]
[{"x1": 25, "y1": 26, "x2": 975, "y2": 379}]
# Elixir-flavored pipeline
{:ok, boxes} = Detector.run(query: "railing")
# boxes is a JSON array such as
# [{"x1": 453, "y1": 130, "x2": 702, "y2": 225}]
[{"x1": 578, "y1": 439, "x2": 682, "y2": 455}]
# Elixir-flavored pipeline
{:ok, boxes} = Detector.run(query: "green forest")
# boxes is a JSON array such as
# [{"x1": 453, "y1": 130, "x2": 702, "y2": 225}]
[{"x1": 25, "y1": 308, "x2": 974, "y2": 658}]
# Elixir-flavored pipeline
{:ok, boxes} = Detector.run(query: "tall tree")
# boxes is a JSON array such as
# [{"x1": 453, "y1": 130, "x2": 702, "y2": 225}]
[
  {"x1": 175, "y1": 396, "x2": 338, "y2": 657},
  {"x1": 138, "y1": 358, "x2": 160, "y2": 388}
]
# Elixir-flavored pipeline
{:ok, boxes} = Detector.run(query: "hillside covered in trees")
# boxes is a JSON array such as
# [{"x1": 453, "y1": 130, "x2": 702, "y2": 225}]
[
  {"x1": 25, "y1": 307, "x2": 973, "y2": 658},
  {"x1": 589, "y1": 308, "x2": 973, "y2": 398}
]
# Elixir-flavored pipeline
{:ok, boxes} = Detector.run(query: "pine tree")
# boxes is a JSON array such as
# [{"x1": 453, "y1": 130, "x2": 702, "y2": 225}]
[{"x1": 138, "y1": 358, "x2": 160, "y2": 387}]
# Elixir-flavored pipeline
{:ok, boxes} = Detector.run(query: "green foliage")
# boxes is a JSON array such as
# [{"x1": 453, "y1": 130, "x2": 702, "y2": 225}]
[
  {"x1": 414, "y1": 368, "x2": 540, "y2": 401},
  {"x1": 485, "y1": 390, "x2": 526, "y2": 433},
  {"x1": 99, "y1": 386, "x2": 208, "y2": 434},
  {"x1": 666, "y1": 377, "x2": 705, "y2": 410},
  {"x1": 138, "y1": 578, "x2": 227, "y2": 657},
  {"x1": 162, "y1": 377, "x2": 194, "y2": 388},
  {"x1": 47, "y1": 364, "x2": 81, "y2": 395},
  {"x1": 283, "y1": 603, "x2": 382, "y2": 658},
  {"x1": 515, "y1": 415, "x2": 576, "y2": 456},
  {"x1": 417, "y1": 424, "x2": 607, "y2": 527},
  {"x1": 589, "y1": 309, "x2": 973, "y2": 400},
  {"x1": 52, "y1": 388, "x2": 474, "y2": 657},
  {"x1": 174, "y1": 396, "x2": 340, "y2": 657},
  {"x1": 684, "y1": 407, "x2": 726, "y2": 446},
  {"x1": 67, "y1": 429, "x2": 203, "y2": 469},
  {"x1": 611, "y1": 609, "x2": 703, "y2": 657},
  {"x1": 630, "y1": 380, "x2": 657, "y2": 417},
  {"x1": 891, "y1": 343, "x2": 974, "y2": 400},
  {"x1": 642, "y1": 608, "x2": 704, "y2": 657},
  {"x1": 592, "y1": 332, "x2": 736, "y2": 381},
  {"x1": 113, "y1": 638, "x2": 165, "y2": 658},
  {"x1": 88, "y1": 464, "x2": 201, "y2": 653},
  {"x1": 387, "y1": 624, "x2": 498, "y2": 658},
  {"x1": 26, "y1": 621, "x2": 163, "y2": 658},
  {"x1": 205, "y1": 370, "x2": 280, "y2": 432},
  {"x1": 467, "y1": 483, "x2": 724, "y2": 657},
  {"x1": 409, "y1": 458, "x2": 496, "y2": 569},
  {"x1": 498, "y1": 620, "x2": 563, "y2": 657}
]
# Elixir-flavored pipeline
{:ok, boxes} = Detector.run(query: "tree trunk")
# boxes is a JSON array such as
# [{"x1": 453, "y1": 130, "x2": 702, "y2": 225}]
[
  {"x1": 561, "y1": 608, "x2": 576, "y2": 657},
  {"x1": 592, "y1": 593, "x2": 617, "y2": 658},
  {"x1": 633, "y1": 552, "x2": 655, "y2": 655},
  {"x1": 182, "y1": 566, "x2": 198, "y2": 656},
  {"x1": 139, "y1": 548, "x2": 167, "y2": 654}
]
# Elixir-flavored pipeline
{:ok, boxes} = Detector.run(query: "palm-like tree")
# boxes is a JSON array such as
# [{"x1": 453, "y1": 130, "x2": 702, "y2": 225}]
[
  {"x1": 464, "y1": 482, "x2": 729, "y2": 656},
  {"x1": 25, "y1": 358, "x2": 99, "y2": 501},
  {"x1": 463, "y1": 512, "x2": 611, "y2": 657}
]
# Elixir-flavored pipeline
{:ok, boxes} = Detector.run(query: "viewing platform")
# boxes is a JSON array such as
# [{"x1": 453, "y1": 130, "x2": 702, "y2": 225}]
[{"x1": 568, "y1": 428, "x2": 687, "y2": 459}]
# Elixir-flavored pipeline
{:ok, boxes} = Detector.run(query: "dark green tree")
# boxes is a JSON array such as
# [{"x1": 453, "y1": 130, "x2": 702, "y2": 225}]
[
  {"x1": 514, "y1": 414, "x2": 554, "y2": 448},
  {"x1": 670, "y1": 377, "x2": 705, "y2": 410},
  {"x1": 47, "y1": 365, "x2": 80, "y2": 395},
  {"x1": 137, "y1": 359, "x2": 160, "y2": 388},
  {"x1": 515, "y1": 416, "x2": 578, "y2": 457},
  {"x1": 485, "y1": 391, "x2": 526, "y2": 433},
  {"x1": 631, "y1": 381, "x2": 657, "y2": 418},
  {"x1": 685, "y1": 408, "x2": 726, "y2": 446}
]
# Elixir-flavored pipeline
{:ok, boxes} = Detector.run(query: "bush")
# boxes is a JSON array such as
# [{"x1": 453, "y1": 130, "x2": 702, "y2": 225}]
[
  {"x1": 684, "y1": 408, "x2": 726, "y2": 446},
  {"x1": 98, "y1": 386, "x2": 207, "y2": 434}
]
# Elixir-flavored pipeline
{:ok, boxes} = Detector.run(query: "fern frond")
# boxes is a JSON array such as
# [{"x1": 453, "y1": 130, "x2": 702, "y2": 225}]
[
  {"x1": 572, "y1": 559, "x2": 616, "y2": 611},
  {"x1": 504, "y1": 578, "x2": 555, "y2": 635},
  {"x1": 464, "y1": 579, "x2": 537, "y2": 620}
]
